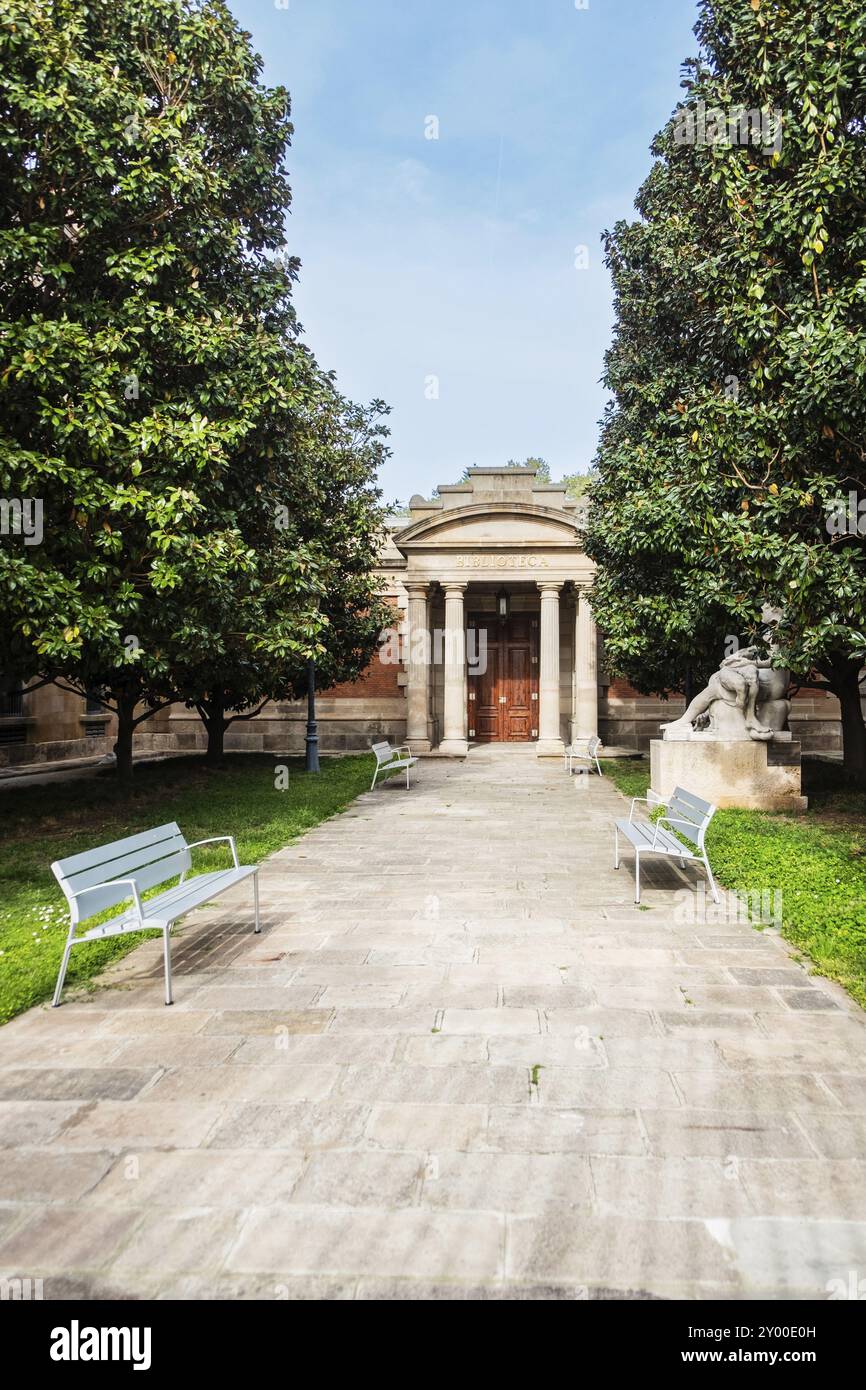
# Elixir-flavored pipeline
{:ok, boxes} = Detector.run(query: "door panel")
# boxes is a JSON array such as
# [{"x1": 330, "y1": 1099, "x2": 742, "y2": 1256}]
[
  {"x1": 505, "y1": 643, "x2": 531, "y2": 741},
  {"x1": 467, "y1": 614, "x2": 538, "y2": 743},
  {"x1": 469, "y1": 626, "x2": 500, "y2": 741}
]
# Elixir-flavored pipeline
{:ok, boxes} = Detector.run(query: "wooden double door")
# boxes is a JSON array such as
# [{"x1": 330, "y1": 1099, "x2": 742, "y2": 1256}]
[{"x1": 467, "y1": 613, "x2": 539, "y2": 743}]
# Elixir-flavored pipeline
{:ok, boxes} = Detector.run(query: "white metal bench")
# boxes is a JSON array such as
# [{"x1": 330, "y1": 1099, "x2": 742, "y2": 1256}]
[
  {"x1": 370, "y1": 740, "x2": 418, "y2": 790},
  {"x1": 51, "y1": 821, "x2": 259, "y2": 1007},
  {"x1": 564, "y1": 735, "x2": 603, "y2": 775},
  {"x1": 613, "y1": 785, "x2": 719, "y2": 905}
]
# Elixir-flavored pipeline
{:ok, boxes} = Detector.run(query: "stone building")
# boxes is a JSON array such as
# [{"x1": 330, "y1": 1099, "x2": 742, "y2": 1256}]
[{"x1": 0, "y1": 466, "x2": 848, "y2": 769}]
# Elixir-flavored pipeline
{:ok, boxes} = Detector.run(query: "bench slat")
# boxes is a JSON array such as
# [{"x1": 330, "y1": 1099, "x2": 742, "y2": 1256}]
[
  {"x1": 53, "y1": 822, "x2": 183, "y2": 879},
  {"x1": 74, "y1": 868, "x2": 255, "y2": 940},
  {"x1": 60, "y1": 834, "x2": 190, "y2": 896},
  {"x1": 668, "y1": 799, "x2": 704, "y2": 822},
  {"x1": 68, "y1": 850, "x2": 192, "y2": 922},
  {"x1": 142, "y1": 866, "x2": 256, "y2": 927},
  {"x1": 616, "y1": 819, "x2": 696, "y2": 858},
  {"x1": 670, "y1": 786, "x2": 713, "y2": 816}
]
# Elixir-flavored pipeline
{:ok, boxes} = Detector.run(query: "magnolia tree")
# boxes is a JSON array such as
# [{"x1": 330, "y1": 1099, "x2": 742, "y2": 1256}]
[
  {"x1": 587, "y1": 0, "x2": 866, "y2": 777},
  {"x1": 0, "y1": 0, "x2": 388, "y2": 777},
  {"x1": 168, "y1": 375, "x2": 392, "y2": 763}
]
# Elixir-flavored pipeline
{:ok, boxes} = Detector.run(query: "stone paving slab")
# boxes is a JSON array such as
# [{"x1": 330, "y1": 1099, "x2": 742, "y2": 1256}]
[{"x1": 0, "y1": 743, "x2": 864, "y2": 1300}]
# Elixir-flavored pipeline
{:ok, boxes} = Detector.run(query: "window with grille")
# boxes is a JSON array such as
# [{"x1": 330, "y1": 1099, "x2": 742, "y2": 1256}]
[{"x1": 0, "y1": 680, "x2": 24, "y2": 718}]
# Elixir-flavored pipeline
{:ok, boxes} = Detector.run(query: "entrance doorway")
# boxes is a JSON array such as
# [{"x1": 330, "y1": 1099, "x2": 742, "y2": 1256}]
[{"x1": 467, "y1": 613, "x2": 538, "y2": 742}]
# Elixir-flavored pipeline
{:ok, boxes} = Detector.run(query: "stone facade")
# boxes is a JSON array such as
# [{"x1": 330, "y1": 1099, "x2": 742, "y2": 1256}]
[{"x1": 0, "y1": 466, "x2": 853, "y2": 767}]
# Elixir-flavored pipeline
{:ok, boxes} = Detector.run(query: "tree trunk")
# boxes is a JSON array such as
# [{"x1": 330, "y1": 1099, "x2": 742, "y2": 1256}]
[
  {"x1": 113, "y1": 693, "x2": 136, "y2": 783},
  {"x1": 833, "y1": 660, "x2": 866, "y2": 783},
  {"x1": 201, "y1": 698, "x2": 229, "y2": 765}
]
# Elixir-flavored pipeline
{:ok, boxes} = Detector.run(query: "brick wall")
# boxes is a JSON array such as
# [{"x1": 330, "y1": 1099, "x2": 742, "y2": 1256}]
[{"x1": 326, "y1": 647, "x2": 403, "y2": 701}]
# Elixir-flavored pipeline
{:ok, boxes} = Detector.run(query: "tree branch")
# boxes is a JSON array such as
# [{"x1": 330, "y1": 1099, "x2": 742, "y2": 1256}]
[
  {"x1": 132, "y1": 700, "x2": 174, "y2": 727},
  {"x1": 225, "y1": 698, "x2": 271, "y2": 726}
]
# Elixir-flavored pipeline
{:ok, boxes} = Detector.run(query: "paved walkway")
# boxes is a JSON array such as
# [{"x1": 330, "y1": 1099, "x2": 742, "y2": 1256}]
[{"x1": 1, "y1": 745, "x2": 865, "y2": 1300}]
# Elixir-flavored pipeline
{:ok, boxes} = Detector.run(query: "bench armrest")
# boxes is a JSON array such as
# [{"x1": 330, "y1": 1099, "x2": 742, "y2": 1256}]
[
  {"x1": 394, "y1": 744, "x2": 413, "y2": 757},
  {"x1": 629, "y1": 790, "x2": 669, "y2": 824},
  {"x1": 652, "y1": 815, "x2": 683, "y2": 849},
  {"x1": 185, "y1": 835, "x2": 240, "y2": 869},
  {"x1": 69, "y1": 878, "x2": 144, "y2": 922}
]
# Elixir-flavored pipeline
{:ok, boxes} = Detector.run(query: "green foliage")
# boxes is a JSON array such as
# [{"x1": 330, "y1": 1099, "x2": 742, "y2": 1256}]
[
  {"x1": 598, "y1": 757, "x2": 651, "y2": 801},
  {"x1": 587, "y1": 0, "x2": 866, "y2": 766},
  {"x1": 0, "y1": 752, "x2": 375, "y2": 1023},
  {"x1": 505, "y1": 457, "x2": 551, "y2": 480},
  {"x1": 562, "y1": 471, "x2": 594, "y2": 503},
  {"x1": 602, "y1": 756, "x2": 866, "y2": 1007},
  {"x1": 0, "y1": 0, "x2": 390, "y2": 771}
]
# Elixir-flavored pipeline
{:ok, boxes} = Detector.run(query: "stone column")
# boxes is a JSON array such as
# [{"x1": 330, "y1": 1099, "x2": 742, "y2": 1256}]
[
  {"x1": 536, "y1": 581, "x2": 564, "y2": 756},
  {"x1": 573, "y1": 586, "x2": 599, "y2": 743},
  {"x1": 439, "y1": 582, "x2": 468, "y2": 756},
  {"x1": 405, "y1": 582, "x2": 431, "y2": 753}
]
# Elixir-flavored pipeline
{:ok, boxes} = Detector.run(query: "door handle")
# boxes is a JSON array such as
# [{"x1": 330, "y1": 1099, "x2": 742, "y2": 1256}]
[{"x1": 499, "y1": 696, "x2": 507, "y2": 704}]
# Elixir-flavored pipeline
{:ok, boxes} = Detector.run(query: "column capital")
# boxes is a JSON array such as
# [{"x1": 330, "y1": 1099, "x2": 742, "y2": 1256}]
[
  {"x1": 537, "y1": 580, "x2": 564, "y2": 594},
  {"x1": 404, "y1": 581, "x2": 429, "y2": 599},
  {"x1": 443, "y1": 582, "x2": 468, "y2": 598}
]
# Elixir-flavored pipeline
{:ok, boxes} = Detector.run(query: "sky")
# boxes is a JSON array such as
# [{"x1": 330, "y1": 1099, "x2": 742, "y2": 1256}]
[{"x1": 228, "y1": 0, "x2": 701, "y2": 505}]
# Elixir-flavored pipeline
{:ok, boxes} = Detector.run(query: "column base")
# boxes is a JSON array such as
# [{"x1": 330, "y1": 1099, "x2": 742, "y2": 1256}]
[
  {"x1": 406, "y1": 739, "x2": 432, "y2": 754},
  {"x1": 438, "y1": 738, "x2": 469, "y2": 757},
  {"x1": 536, "y1": 738, "x2": 565, "y2": 758}
]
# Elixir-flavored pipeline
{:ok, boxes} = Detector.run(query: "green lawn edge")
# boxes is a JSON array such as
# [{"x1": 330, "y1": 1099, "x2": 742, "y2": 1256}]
[{"x1": 601, "y1": 757, "x2": 866, "y2": 1010}]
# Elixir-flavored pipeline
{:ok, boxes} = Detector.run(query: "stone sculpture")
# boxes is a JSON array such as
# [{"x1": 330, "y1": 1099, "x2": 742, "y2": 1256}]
[{"x1": 661, "y1": 646, "x2": 792, "y2": 744}]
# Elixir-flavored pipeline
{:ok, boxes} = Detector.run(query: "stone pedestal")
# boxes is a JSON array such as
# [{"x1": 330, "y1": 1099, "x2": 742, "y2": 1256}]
[{"x1": 650, "y1": 738, "x2": 808, "y2": 812}]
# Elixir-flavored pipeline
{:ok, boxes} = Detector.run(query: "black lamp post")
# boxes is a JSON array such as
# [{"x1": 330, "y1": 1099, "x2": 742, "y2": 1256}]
[{"x1": 305, "y1": 656, "x2": 320, "y2": 773}]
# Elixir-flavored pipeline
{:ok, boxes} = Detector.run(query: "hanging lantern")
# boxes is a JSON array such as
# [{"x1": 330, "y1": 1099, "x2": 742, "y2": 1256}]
[{"x1": 497, "y1": 585, "x2": 510, "y2": 620}]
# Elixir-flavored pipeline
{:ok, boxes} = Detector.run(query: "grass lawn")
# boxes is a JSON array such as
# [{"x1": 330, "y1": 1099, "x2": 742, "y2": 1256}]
[
  {"x1": 0, "y1": 753, "x2": 376, "y2": 1025},
  {"x1": 601, "y1": 755, "x2": 866, "y2": 1008}
]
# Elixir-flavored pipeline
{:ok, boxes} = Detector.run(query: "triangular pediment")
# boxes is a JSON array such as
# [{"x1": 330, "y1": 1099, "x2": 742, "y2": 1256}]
[{"x1": 394, "y1": 502, "x2": 581, "y2": 551}]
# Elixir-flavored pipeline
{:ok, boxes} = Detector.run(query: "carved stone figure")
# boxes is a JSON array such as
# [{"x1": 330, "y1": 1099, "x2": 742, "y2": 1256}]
[{"x1": 661, "y1": 645, "x2": 792, "y2": 743}]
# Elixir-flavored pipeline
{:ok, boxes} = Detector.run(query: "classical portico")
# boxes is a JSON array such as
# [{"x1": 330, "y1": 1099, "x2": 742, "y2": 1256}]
[{"x1": 392, "y1": 466, "x2": 599, "y2": 757}]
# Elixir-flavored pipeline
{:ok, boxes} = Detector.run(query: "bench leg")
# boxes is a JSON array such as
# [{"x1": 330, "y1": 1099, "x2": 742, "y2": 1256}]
[
  {"x1": 613, "y1": 825, "x2": 620, "y2": 870},
  {"x1": 163, "y1": 925, "x2": 174, "y2": 1006},
  {"x1": 52, "y1": 939, "x2": 74, "y2": 1008},
  {"x1": 703, "y1": 854, "x2": 721, "y2": 905},
  {"x1": 371, "y1": 767, "x2": 378, "y2": 791},
  {"x1": 634, "y1": 851, "x2": 641, "y2": 905},
  {"x1": 253, "y1": 871, "x2": 261, "y2": 933},
  {"x1": 406, "y1": 765, "x2": 410, "y2": 790}
]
